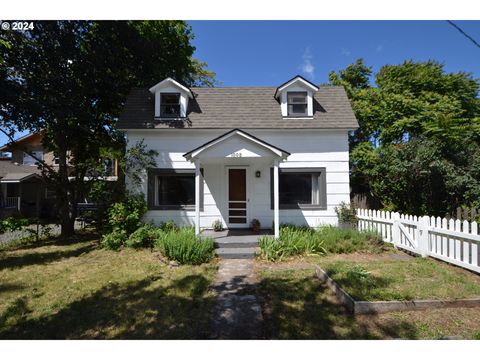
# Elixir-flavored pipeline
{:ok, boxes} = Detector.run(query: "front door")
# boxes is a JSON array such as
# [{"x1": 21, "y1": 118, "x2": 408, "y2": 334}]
[{"x1": 227, "y1": 168, "x2": 248, "y2": 227}]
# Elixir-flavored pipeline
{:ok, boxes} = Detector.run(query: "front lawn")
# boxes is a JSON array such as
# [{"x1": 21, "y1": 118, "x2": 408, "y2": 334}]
[
  {"x1": 256, "y1": 266, "x2": 480, "y2": 339},
  {"x1": 317, "y1": 254, "x2": 480, "y2": 301},
  {"x1": 0, "y1": 232, "x2": 217, "y2": 339}
]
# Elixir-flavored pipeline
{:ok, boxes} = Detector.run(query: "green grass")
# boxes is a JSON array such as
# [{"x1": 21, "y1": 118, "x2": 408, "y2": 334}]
[
  {"x1": 0, "y1": 231, "x2": 217, "y2": 339},
  {"x1": 259, "y1": 225, "x2": 390, "y2": 261},
  {"x1": 317, "y1": 256, "x2": 480, "y2": 301},
  {"x1": 257, "y1": 267, "x2": 480, "y2": 339}
]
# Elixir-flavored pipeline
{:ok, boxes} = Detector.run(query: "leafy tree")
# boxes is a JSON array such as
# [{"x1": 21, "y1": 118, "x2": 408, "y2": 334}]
[
  {"x1": 330, "y1": 59, "x2": 480, "y2": 216},
  {"x1": 0, "y1": 21, "x2": 215, "y2": 237}
]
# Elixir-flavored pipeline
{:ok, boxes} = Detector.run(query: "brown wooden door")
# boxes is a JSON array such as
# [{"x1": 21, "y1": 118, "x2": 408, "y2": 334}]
[{"x1": 228, "y1": 168, "x2": 247, "y2": 225}]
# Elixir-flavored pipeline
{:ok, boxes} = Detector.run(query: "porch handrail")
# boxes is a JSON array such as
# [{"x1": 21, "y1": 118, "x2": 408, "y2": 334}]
[{"x1": 4, "y1": 197, "x2": 20, "y2": 210}]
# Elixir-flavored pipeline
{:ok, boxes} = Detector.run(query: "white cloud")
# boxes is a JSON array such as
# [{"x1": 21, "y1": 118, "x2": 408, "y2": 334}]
[
  {"x1": 300, "y1": 47, "x2": 315, "y2": 79},
  {"x1": 341, "y1": 48, "x2": 351, "y2": 57}
]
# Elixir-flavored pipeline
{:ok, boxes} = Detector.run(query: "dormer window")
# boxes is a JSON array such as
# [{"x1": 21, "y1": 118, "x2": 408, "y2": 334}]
[
  {"x1": 275, "y1": 76, "x2": 319, "y2": 118},
  {"x1": 149, "y1": 78, "x2": 194, "y2": 118},
  {"x1": 287, "y1": 92, "x2": 308, "y2": 116},
  {"x1": 160, "y1": 93, "x2": 180, "y2": 117}
]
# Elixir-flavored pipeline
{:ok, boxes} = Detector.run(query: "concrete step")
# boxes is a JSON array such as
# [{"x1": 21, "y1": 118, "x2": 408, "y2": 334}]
[
  {"x1": 215, "y1": 247, "x2": 259, "y2": 259},
  {"x1": 215, "y1": 240, "x2": 259, "y2": 249}
]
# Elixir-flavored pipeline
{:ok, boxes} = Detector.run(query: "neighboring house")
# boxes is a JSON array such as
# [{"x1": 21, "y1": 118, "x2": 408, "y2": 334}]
[
  {"x1": 0, "y1": 132, "x2": 119, "y2": 218},
  {"x1": 118, "y1": 76, "x2": 358, "y2": 237}
]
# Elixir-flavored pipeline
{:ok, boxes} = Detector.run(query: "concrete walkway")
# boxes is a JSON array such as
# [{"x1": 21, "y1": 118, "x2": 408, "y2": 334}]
[{"x1": 209, "y1": 258, "x2": 263, "y2": 339}]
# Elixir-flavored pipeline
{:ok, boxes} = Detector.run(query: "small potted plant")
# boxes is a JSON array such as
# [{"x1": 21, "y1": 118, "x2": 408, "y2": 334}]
[
  {"x1": 212, "y1": 219, "x2": 223, "y2": 232},
  {"x1": 251, "y1": 218, "x2": 261, "y2": 233}
]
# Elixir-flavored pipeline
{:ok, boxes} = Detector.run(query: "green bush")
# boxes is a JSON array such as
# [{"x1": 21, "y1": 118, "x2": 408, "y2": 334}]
[
  {"x1": 107, "y1": 194, "x2": 147, "y2": 235},
  {"x1": 155, "y1": 227, "x2": 215, "y2": 265},
  {"x1": 334, "y1": 201, "x2": 357, "y2": 226},
  {"x1": 126, "y1": 224, "x2": 159, "y2": 249},
  {"x1": 101, "y1": 230, "x2": 128, "y2": 250},
  {"x1": 158, "y1": 220, "x2": 178, "y2": 233},
  {"x1": 319, "y1": 226, "x2": 386, "y2": 254},
  {"x1": 259, "y1": 226, "x2": 325, "y2": 261},
  {"x1": 0, "y1": 217, "x2": 30, "y2": 234},
  {"x1": 259, "y1": 225, "x2": 388, "y2": 261}
]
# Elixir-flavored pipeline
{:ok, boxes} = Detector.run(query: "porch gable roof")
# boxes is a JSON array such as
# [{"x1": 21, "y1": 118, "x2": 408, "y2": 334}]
[
  {"x1": 0, "y1": 172, "x2": 42, "y2": 183},
  {"x1": 183, "y1": 128, "x2": 290, "y2": 161}
]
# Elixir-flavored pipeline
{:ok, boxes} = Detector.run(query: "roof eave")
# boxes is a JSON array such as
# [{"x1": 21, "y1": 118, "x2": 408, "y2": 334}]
[
  {"x1": 274, "y1": 75, "x2": 320, "y2": 98},
  {"x1": 148, "y1": 78, "x2": 194, "y2": 99}
]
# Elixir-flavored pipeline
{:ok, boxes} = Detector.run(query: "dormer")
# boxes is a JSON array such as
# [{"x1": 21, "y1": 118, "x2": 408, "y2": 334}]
[
  {"x1": 149, "y1": 78, "x2": 194, "y2": 118},
  {"x1": 274, "y1": 75, "x2": 319, "y2": 118}
]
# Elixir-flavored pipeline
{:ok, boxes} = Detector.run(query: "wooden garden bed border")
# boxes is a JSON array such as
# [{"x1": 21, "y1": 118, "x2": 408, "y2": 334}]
[{"x1": 314, "y1": 265, "x2": 480, "y2": 315}]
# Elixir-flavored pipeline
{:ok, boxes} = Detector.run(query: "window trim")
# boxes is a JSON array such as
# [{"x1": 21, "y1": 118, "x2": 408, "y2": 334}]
[
  {"x1": 270, "y1": 167, "x2": 327, "y2": 210},
  {"x1": 287, "y1": 91, "x2": 308, "y2": 116},
  {"x1": 160, "y1": 92, "x2": 181, "y2": 118},
  {"x1": 147, "y1": 168, "x2": 203, "y2": 211}
]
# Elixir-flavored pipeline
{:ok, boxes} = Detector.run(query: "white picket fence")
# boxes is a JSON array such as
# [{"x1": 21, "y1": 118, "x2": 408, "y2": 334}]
[{"x1": 357, "y1": 209, "x2": 480, "y2": 274}]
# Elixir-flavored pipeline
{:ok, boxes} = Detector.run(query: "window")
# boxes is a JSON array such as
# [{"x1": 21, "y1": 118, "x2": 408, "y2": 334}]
[
  {"x1": 53, "y1": 152, "x2": 60, "y2": 165},
  {"x1": 287, "y1": 91, "x2": 308, "y2": 116},
  {"x1": 102, "y1": 158, "x2": 115, "y2": 176},
  {"x1": 270, "y1": 168, "x2": 326, "y2": 209},
  {"x1": 45, "y1": 188, "x2": 56, "y2": 199},
  {"x1": 157, "y1": 174, "x2": 194, "y2": 206},
  {"x1": 160, "y1": 93, "x2": 181, "y2": 117},
  {"x1": 23, "y1": 151, "x2": 43, "y2": 166},
  {"x1": 147, "y1": 169, "x2": 203, "y2": 210}
]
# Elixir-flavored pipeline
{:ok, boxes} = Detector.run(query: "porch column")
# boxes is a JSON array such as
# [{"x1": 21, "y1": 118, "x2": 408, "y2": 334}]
[
  {"x1": 195, "y1": 158, "x2": 201, "y2": 236},
  {"x1": 18, "y1": 183, "x2": 22, "y2": 213},
  {"x1": 273, "y1": 159, "x2": 280, "y2": 239}
]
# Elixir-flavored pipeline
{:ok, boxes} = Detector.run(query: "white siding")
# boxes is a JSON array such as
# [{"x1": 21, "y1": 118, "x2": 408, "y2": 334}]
[{"x1": 127, "y1": 129, "x2": 351, "y2": 229}]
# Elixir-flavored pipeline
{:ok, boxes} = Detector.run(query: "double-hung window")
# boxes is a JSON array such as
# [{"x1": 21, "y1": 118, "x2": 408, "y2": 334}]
[
  {"x1": 23, "y1": 151, "x2": 43, "y2": 166},
  {"x1": 287, "y1": 91, "x2": 308, "y2": 116},
  {"x1": 271, "y1": 168, "x2": 326, "y2": 209},
  {"x1": 160, "y1": 93, "x2": 181, "y2": 117},
  {"x1": 147, "y1": 169, "x2": 203, "y2": 210}
]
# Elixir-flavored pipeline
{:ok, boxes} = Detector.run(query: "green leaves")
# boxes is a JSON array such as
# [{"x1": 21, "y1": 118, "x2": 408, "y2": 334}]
[{"x1": 331, "y1": 59, "x2": 480, "y2": 215}]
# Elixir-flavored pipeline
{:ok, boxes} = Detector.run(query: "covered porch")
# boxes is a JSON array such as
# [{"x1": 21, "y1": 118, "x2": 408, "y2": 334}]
[
  {"x1": 183, "y1": 129, "x2": 290, "y2": 239},
  {"x1": 0, "y1": 173, "x2": 45, "y2": 217}
]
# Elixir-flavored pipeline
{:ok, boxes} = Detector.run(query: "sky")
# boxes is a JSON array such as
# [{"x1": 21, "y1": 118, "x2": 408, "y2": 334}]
[
  {"x1": 189, "y1": 20, "x2": 480, "y2": 86},
  {"x1": 2, "y1": 20, "x2": 480, "y2": 147}
]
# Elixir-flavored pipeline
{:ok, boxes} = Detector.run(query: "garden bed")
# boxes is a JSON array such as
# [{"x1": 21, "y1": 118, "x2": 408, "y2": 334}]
[
  {"x1": 314, "y1": 255, "x2": 480, "y2": 314},
  {"x1": 255, "y1": 266, "x2": 480, "y2": 339}
]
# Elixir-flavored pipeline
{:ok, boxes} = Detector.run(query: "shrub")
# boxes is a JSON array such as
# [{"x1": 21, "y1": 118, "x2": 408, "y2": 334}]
[
  {"x1": 155, "y1": 227, "x2": 215, "y2": 265},
  {"x1": 259, "y1": 225, "x2": 388, "y2": 261},
  {"x1": 158, "y1": 220, "x2": 178, "y2": 233},
  {"x1": 0, "y1": 217, "x2": 30, "y2": 234},
  {"x1": 334, "y1": 201, "x2": 357, "y2": 227},
  {"x1": 101, "y1": 230, "x2": 128, "y2": 250},
  {"x1": 126, "y1": 224, "x2": 159, "y2": 249},
  {"x1": 107, "y1": 194, "x2": 147, "y2": 235},
  {"x1": 319, "y1": 226, "x2": 387, "y2": 254},
  {"x1": 212, "y1": 219, "x2": 223, "y2": 232},
  {"x1": 259, "y1": 226, "x2": 325, "y2": 261}
]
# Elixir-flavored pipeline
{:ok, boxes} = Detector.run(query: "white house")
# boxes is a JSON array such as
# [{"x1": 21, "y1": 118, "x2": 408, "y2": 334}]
[{"x1": 118, "y1": 76, "x2": 358, "y2": 238}]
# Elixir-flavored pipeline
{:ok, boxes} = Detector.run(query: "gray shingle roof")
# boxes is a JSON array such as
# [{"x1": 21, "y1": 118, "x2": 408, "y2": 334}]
[
  {"x1": 117, "y1": 86, "x2": 358, "y2": 130},
  {"x1": 0, "y1": 161, "x2": 41, "y2": 179}
]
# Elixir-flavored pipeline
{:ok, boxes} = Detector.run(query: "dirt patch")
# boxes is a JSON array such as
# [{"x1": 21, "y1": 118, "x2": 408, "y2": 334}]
[
  {"x1": 255, "y1": 257, "x2": 315, "y2": 271},
  {"x1": 317, "y1": 252, "x2": 413, "y2": 263}
]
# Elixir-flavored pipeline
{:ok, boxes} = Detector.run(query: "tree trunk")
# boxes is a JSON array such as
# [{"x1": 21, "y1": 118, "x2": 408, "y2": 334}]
[{"x1": 57, "y1": 139, "x2": 76, "y2": 239}]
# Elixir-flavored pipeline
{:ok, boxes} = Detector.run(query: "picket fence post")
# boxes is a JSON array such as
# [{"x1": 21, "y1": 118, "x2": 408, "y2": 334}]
[
  {"x1": 418, "y1": 216, "x2": 430, "y2": 257},
  {"x1": 392, "y1": 212, "x2": 400, "y2": 246}
]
